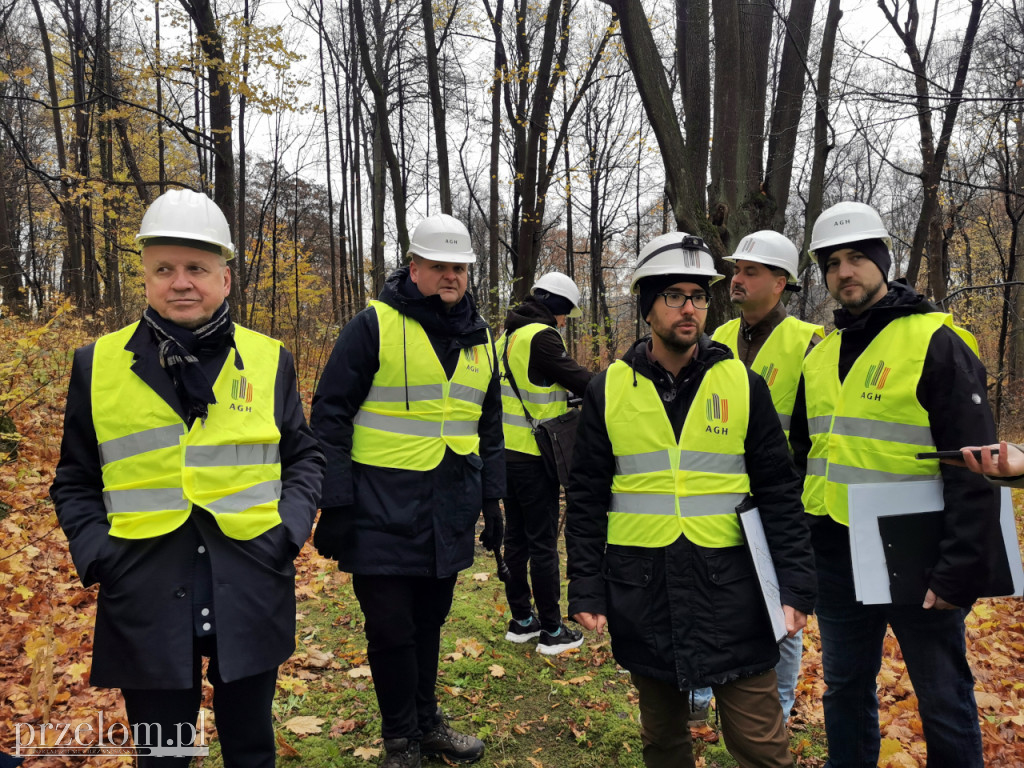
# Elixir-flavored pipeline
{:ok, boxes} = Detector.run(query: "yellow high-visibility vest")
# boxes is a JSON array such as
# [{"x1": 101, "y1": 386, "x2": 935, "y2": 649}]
[
  {"x1": 92, "y1": 322, "x2": 283, "y2": 540},
  {"x1": 712, "y1": 315, "x2": 823, "y2": 441},
  {"x1": 605, "y1": 358, "x2": 751, "y2": 548},
  {"x1": 351, "y1": 301, "x2": 494, "y2": 470},
  {"x1": 497, "y1": 323, "x2": 569, "y2": 455},
  {"x1": 801, "y1": 313, "x2": 950, "y2": 525}
]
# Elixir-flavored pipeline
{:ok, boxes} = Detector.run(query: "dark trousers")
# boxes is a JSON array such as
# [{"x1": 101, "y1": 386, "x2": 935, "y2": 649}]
[
  {"x1": 352, "y1": 573, "x2": 458, "y2": 740},
  {"x1": 632, "y1": 671, "x2": 791, "y2": 768},
  {"x1": 121, "y1": 635, "x2": 277, "y2": 768},
  {"x1": 816, "y1": 554, "x2": 982, "y2": 768},
  {"x1": 502, "y1": 459, "x2": 562, "y2": 630}
]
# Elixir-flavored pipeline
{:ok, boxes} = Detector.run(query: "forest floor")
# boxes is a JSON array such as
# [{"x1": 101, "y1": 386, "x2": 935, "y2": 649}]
[{"x1": 2, "y1": 315, "x2": 1024, "y2": 767}]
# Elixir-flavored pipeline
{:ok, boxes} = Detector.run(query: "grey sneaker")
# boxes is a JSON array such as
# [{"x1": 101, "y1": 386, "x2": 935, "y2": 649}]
[
  {"x1": 505, "y1": 614, "x2": 542, "y2": 643},
  {"x1": 536, "y1": 623, "x2": 584, "y2": 655},
  {"x1": 380, "y1": 738, "x2": 421, "y2": 768},
  {"x1": 420, "y1": 714, "x2": 484, "y2": 764}
]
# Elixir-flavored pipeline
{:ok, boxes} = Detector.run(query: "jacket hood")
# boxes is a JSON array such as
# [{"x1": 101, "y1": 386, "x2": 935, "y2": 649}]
[
  {"x1": 620, "y1": 333, "x2": 733, "y2": 387},
  {"x1": 833, "y1": 278, "x2": 936, "y2": 332},
  {"x1": 378, "y1": 266, "x2": 489, "y2": 339},
  {"x1": 504, "y1": 297, "x2": 558, "y2": 335}
]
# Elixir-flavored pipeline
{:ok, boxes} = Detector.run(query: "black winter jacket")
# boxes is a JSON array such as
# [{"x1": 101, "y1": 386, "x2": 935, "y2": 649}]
[
  {"x1": 50, "y1": 321, "x2": 324, "y2": 688},
  {"x1": 565, "y1": 335, "x2": 816, "y2": 690},
  {"x1": 502, "y1": 298, "x2": 593, "y2": 462},
  {"x1": 311, "y1": 267, "x2": 505, "y2": 577},
  {"x1": 789, "y1": 280, "x2": 1012, "y2": 606}
]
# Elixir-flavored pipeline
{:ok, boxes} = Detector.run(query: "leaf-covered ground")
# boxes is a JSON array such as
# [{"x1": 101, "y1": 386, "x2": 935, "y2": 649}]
[{"x1": 2, "y1": 315, "x2": 1024, "y2": 767}]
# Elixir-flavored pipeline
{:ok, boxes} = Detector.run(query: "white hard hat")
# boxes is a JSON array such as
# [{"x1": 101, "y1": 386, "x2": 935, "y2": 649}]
[
  {"x1": 532, "y1": 271, "x2": 582, "y2": 318},
  {"x1": 809, "y1": 201, "x2": 892, "y2": 257},
  {"x1": 630, "y1": 232, "x2": 724, "y2": 293},
  {"x1": 726, "y1": 230, "x2": 800, "y2": 281},
  {"x1": 136, "y1": 189, "x2": 235, "y2": 259},
  {"x1": 408, "y1": 213, "x2": 476, "y2": 264}
]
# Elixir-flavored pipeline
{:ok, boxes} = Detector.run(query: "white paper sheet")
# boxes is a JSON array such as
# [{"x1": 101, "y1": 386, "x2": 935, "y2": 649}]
[
  {"x1": 848, "y1": 480, "x2": 1023, "y2": 604},
  {"x1": 738, "y1": 507, "x2": 788, "y2": 641}
]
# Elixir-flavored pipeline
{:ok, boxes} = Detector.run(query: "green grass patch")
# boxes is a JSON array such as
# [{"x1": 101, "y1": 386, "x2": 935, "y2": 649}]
[{"x1": 195, "y1": 545, "x2": 824, "y2": 767}]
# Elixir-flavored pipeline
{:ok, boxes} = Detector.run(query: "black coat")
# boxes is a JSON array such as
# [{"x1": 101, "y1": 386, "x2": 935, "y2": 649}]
[
  {"x1": 311, "y1": 267, "x2": 505, "y2": 578},
  {"x1": 50, "y1": 321, "x2": 324, "y2": 688},
  {"x1": 789, "y1": 280, "x2": 1013, "y2": 606},
  {"x1": 565, "y1": 335, "x2": 816, "y2": 690}
]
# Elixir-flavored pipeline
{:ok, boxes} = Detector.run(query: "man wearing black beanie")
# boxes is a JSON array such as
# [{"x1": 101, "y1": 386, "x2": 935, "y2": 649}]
[
  {"x1": 566, "y1": 231, "x2": 815, "y2": 768},
  {"x1": 789, "y1": 201, "x2": 1010, "y2": 768}
]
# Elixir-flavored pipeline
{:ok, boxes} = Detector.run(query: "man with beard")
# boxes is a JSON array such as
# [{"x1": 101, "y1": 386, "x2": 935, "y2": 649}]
[
  {"x1": 51, "y1": 189, "x2": 325, "y2": 767},
  {"x1": 789, "y1": 201, "x2": 1012, "y2": 768},
  {"x1": 565, "y1": 232, "x2": 815, "y2": 768},
  {"x1": 311, "y1": 214, "x2": 504, "y2": 768},
  {"x1": 709, "y1": 230, "x2": 824, "y2": 723}
]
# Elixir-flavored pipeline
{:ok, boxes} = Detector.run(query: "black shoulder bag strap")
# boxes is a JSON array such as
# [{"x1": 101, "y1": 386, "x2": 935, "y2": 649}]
[{"x1": 500, "y1": 332, "x2": 540, "y2": 431}]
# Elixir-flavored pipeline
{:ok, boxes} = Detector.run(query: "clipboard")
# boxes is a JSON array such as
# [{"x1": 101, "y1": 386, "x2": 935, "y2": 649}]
[
  {"x1": 847, "y1": 481, "x2": 1024, "y2": 604},
  {"x1": 736, "y1": 501, "x2": 788, "y2": 642}
]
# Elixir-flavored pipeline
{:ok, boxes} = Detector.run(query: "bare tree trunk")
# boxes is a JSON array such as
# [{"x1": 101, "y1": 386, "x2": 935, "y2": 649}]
[
  {"x1": 765, "y1": 0, "x2": 816, "y2": 232},
  {"x1": 179, "y1": 0, "x2": 239, "y2": 309},
  {"x1": 235, "y1": 0, "x2": 251, "y2": 320},
  {"x1": 0, "y1": 166, "x2": 27, "y2": 316},
  {"x1": 155, "y1": 0, "x2": 166, "y2": 193},
  {"x1": 420, "y1": 0, "x2": 451, "y2": 214},
  {"x1": 879, "y1": 0, "x2": 984, "y2": 300},
  {"x1": 316, "y1": 0, "x2": 339, "y2": 322},
  {"x1": 32, "y1": 0, "x2": 82, "y2": 308},
  {"x1": 799, "y1": 0, "x2": 841, "y2": 272},
  {"x1": 351, "y1": 0, "x2": 410, "y2": 255},
  {"x1": 487, "y1": 0, "x2": 505, "y2": 324}
]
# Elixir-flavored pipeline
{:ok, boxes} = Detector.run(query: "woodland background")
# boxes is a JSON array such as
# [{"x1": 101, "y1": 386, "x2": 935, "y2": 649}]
[{"x1": 3, "y1": 0, "x2": 1024, "y2": 764}]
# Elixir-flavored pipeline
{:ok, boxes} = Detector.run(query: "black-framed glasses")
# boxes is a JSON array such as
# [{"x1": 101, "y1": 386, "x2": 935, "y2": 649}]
[{"x1": 658, "y1": 291, "x2": 710, "y2": 310}]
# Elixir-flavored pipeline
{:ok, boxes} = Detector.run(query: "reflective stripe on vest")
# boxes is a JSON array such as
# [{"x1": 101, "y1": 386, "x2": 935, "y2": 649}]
[
  {"x1": 497, "y1": 323, "x2": 569, "y2": 455},
  {"x1": 92, "y1": 322, "x2": 284, "y2": 540},
  {"x1": 350, "y1": 301, "x2": 494, "y2": 470},
  {"x1": 604, "y1": 358, "x2": 751, "y2": 548},
  {"x1": 712, "y1": 315, "x2": 823, "y2": 444},
  {"x1": 801, "y1": 313, "x2": 947, "y2": 526}
]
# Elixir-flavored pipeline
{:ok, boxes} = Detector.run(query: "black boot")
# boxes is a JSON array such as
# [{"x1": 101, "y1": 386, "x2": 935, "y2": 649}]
[
  {"x1": 419, "y1": 713, "x2": 484, "y2": 764},
  {"x1": 379, "y1": 738, "x2": 421, "y2": 768}
]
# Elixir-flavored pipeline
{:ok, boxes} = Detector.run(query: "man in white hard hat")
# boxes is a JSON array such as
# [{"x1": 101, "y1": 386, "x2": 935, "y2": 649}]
[
  {"x1": 709, "y1": 229, "x2": 824, "y2": 723},
  {"x1": 311, "y1": 213, "x2": 504, "y2": 768},
  {"x1": 497, "y1": 271, "x2": 593, "y2": 654},
  {"x1": 565, "y1": 232, "x2": 815, "y2": 768},
  {"x1": 789, "y1": 201, "x2": 1012, "y2": 768},
  {"x1": 51, "y1": 188, "x2": 325, "y2": 766}
]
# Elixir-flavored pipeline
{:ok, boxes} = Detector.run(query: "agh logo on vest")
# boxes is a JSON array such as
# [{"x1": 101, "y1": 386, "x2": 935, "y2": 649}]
[
  {"x1": 758, "y1": 362, "x2": 779, "y2": 387},
  {"x1": 230, "y1": 376, "x2": 254, "y2": 412},
  {"x1": 705, "y1": 393, "x2": 729, "y2": 434},
  {"x1": 861, "y1": 359, "x2": 890, "y2": 401},
  {"x1": 463, "y1": 346, "x2": 481, "y2": 373}
]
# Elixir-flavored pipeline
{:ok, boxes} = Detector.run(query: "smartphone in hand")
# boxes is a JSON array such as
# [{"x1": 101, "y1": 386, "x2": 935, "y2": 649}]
[{"x1": 915, "y1": 449, "x2": 999, "y2": 460}]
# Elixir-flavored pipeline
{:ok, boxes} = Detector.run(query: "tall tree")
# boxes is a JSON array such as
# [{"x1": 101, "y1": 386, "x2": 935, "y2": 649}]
[{"x1": 877, "y1": 0, "x2": 985, "y2": 301}]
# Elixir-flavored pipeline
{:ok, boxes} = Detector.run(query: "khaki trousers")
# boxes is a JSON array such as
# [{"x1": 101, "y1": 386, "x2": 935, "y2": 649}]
[{"x1": 632, "y1": 670, "x2": 792, "y2": 768}]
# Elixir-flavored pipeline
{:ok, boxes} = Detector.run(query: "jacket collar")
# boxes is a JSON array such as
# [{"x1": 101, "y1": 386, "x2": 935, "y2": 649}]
[{"x1": 124, "y1": 321, "x2": 188, "y2": 422}]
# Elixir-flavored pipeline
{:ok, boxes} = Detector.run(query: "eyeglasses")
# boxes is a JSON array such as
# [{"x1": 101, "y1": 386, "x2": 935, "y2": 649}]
[{"x1": 657, "y1": 291, "x2": 710, "y2": 310}]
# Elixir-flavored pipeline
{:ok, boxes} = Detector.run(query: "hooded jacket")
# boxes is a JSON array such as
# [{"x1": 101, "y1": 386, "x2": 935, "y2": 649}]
[
  {"x1": 565, "y1": 334, "x2": 815, "y2": 689},
  {"x1": 311, "y1": 267, "x2": 505, "y2": 577},
  {"x1": 789, "y1": 280, "x2": 1012, "y2": 606},
  {"x1": 501, "y1": 297, "x2": 593, "y2": 461}
]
